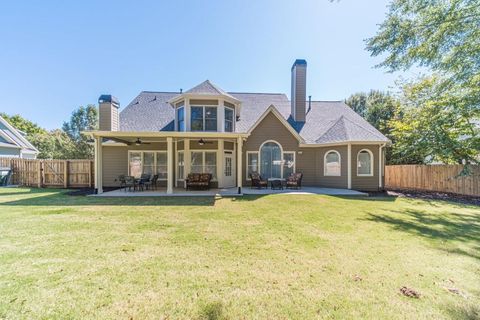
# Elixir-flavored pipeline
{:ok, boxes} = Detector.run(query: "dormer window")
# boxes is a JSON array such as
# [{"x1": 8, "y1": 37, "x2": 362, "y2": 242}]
[{"x1": 191, "y1": 106, "x2": 217, "y2": 131}]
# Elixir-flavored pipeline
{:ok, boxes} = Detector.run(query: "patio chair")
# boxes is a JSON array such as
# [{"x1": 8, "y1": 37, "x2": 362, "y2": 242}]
[
  {"x1": 143, "y1": 174, "x2": 158, "y2": 191},
  {"x1": 138, "y1": 174, "x2": 152, "y2": 191},
  {"x1": 249, "y1": 172, "x2": 268, "y2": 189},
  {"x1": 285, "y1": 173, "x2": 303, "y2": 190},
  {"x1": 123, "y1": 176, "x2": 136, "y2": 192}
]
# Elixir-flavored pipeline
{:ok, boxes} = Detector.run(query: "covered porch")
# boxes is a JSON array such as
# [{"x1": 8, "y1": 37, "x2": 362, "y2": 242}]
[{"x1": 88, "y1": 131, "x2": 249, "y2": 195}]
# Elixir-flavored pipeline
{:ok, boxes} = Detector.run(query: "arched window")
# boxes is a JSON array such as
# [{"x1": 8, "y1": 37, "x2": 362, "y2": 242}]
[
  {"x1": 357, "y1": 149, "x2": 373, "y2": 176},
  {"x1": 260, "y1": 141, "x2": 282, "y2": 179},
  {"x1": 324, "y1": 150, "x2": 341, "y2": 176}
]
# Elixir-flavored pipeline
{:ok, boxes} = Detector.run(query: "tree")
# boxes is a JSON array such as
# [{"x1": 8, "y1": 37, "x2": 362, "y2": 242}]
[
  {"x1": 366, "y1": 0, "x2": 480, "y2": 164},
  {"x1": 29, "y1": 130, "x2": 77, "y2": 160},
  {"x1": 0, "y1": 113, "x2": 46, "y2": 135},
  {"x1": 62, "y1": 105, "x2": 98, "y2": 159},
  {"x1": 345, "y1": 90, "x2": 401, "y2": 163}
]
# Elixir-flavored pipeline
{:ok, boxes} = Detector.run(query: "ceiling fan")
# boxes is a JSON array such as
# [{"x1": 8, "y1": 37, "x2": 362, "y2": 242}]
[
  {"x1": 198, "y1": 138, "x2": 213, "y2": 146},
  {"x1": 135, "y1": 138, "x2": 151, "y2": 145}
]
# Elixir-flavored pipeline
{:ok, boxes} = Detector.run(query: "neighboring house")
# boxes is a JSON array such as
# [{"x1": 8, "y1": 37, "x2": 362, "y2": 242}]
[
  {"x1": 0, "y1": 115, "x2": 39, "y2": 159},
  {"x1": 85, "y1": 59, "x2": 389, "y2": 194}
]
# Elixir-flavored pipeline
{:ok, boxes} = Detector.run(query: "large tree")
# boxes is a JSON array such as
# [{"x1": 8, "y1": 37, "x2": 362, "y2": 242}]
[
  {"x1": 366, "y1": 0, "x2": 480, "y2": 164},
  {"x1": 62, "y1": 105, "x2": 98, "y2": 159},
  {"x1": 345, "y1": 90, "x2": 401, "y2": 163},
  {"x1": 0, "y1": 113, "x2": 46, "y2": 135}
]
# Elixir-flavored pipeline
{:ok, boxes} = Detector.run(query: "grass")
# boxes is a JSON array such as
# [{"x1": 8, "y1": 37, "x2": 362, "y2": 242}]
[{"x1": 0, "y1": 188, "x2": 479, "y2": 319}]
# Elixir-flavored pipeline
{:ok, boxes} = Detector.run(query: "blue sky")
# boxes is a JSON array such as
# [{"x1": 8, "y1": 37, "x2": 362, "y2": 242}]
[{"x1": 0, "y1": 0, "x2": 402, "y2": 129}]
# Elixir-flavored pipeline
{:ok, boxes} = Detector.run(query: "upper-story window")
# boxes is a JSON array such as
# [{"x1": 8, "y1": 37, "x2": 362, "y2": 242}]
[
  {"x1": 225, "y1": 106, "x2": 234, "y2": 132},
  {"x1": 177, "y1": 107, "x2": 185, "y2": 131},
  {"x1": 191, "y1": 106, "x2": 217, "y2": 131}
]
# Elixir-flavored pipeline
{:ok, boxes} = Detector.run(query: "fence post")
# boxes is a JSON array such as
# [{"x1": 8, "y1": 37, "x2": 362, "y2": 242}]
[
  {"x1": 64, "y1": 160, "x2": 68, "y2": 188},
  {"x1": 37, "y1": 161, "x2": 42, "y2": 188}
]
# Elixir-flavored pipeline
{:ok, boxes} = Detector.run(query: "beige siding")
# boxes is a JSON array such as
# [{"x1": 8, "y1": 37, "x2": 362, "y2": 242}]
[
  {"x1": 351, "y1": 145, "x2": 380, "y2": 191},
  {"x1": 99, "y1": 103, "x2": 119, "y2": 131}
]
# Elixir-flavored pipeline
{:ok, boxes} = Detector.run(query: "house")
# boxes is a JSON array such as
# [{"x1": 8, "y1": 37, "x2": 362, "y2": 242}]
[
  {"x1": 85, "y1": 59, "x2": 389, "y2": 194},
  {"x1": 0, "y1": 115, "x2": 39, "y2": 159}
]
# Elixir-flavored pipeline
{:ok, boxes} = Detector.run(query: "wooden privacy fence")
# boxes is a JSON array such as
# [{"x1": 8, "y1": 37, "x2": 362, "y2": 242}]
[
  {"x1": 0, "y1": 158, "x2": 94, "y2": 188},
  {"x1": 385, "y1": 165, "x2": 480, "y2": 197}
]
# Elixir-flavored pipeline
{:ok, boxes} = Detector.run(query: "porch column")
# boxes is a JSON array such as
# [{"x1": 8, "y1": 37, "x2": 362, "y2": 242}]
[
  {"x1": 347, "y1": 143, "x2": 352, "y2": 189},
  {"x1": 184, "y1": 138, "x2": 190, "y2": 188},
  {"x1": 167, "y1": 137, "x2": 173, "y2": 194},
  {"x1": 379, "y1": 144, "x2": 384, "y2": 189},
  {"x1": 94, "y1": 137, "x2": 103, "y2": 194},
  {"x1": 217, "y1": 139, "x2": 224, "y2": 188},
  {"x1": 236, "y1": 136, "x2": 243, "y2": 193}
]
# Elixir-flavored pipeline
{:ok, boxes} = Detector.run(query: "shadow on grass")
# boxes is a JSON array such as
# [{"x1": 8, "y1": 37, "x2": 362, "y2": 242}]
[
  {"x1": 445, "y1": 304, "x2": 480, "y2": 320},
  {"x1": 0, "y1": 189, "x2": 217, "y2": 206},
  {"x1": 366, "y1": 208, "x2": 480, "y2": 260}
]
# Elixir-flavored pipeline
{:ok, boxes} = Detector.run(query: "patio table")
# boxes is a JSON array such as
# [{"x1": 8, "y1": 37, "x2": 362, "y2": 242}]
[{"x1": 268, "y1": 178, "x2": 285, "y2": 190}]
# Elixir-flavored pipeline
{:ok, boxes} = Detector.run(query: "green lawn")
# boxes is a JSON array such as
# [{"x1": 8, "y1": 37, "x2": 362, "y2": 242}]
[{"x1": 0, "y1": 188, "x2": 479, "y2": 319}]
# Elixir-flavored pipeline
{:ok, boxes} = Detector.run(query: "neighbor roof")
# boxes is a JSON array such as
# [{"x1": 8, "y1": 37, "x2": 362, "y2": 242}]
[{"x1": 119, "y1": 81, "x2": 389, "y2": 144}]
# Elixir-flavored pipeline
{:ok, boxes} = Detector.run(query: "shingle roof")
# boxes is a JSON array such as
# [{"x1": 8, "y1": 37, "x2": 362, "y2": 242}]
[
  {"x1": 185, "y1": 80, "x2": 237, "y2": 101},
  {"x1": 119, "y1": 82, "x2": 389, "y2": 144}
]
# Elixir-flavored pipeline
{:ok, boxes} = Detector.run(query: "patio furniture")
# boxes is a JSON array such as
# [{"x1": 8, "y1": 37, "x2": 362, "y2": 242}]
[
  {"x1": 123, "y1": 176, "x2": 138, "y2": 192},
  {"x1": 285, "y1": 173, "x2": 303, "y2": 190},
  {"x1": 0, "y1": 167, "x2": 12, "y2": 186},
  {"x1": 186, "y1": 173, "x2": 212, "y2": 190},
  {"x1": 138, "y1": 174, "x2": 152, "y2": 191},
  {"x1": 249, "y1": 172, "x2": 268, "y2": 189},
  {"x1": 143, "y1": 174, "x2": 158, "y2": 190},
  {"x1": 269, "y1": 178, "x2": 284, "y2": 190}
]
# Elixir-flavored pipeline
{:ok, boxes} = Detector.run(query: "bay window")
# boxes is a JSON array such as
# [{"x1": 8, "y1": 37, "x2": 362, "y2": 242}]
[
  {"x1": 324, "y1": 150, "x2": 341, "y2": 176},
  {"x1": 357, "y1": 149, "x2": 373, "y2": 176},
  {"x1": 191, "y1": 106, "x2": 217, "y2": 131},
  {"x1": 177, "y1": 107, "x2": 185, "y2": 131},
  {"x1": 225, "y1": 107, "x2": 234, "y2": 132}
]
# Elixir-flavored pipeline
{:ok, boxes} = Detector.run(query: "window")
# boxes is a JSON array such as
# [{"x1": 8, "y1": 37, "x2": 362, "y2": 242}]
[
  {"x1": 225, "y1": 107, "x2": 234, "y2": 132},
  {"x1": 283, "y1": 152, "x2": 295, "y2": 178},
  {"x1": 177, "y1": 107, "x2": 185, "y2": 131},
  {"x1": 205, "y1": 107, "x2": 217, "y2": 131},
  {"x1": 324, "y1": 150, "x2": 341, "y2": 176},
  {"x1": 156, "y1": 152, "x2": 167, "y2": 179},
  {"x1": 128, "y1": 151, "x2": 168, "y2": 179},
  {"x1": 190, "y1": 151, "x2": 217, "y2": 179},
  {"x1": 190, "y1": 106, "x2": 218, "y2": 131},
  {"x1": 247, "y1": 152, "x2": 259, "y2": 178},
  {"x1": 191, "y1": 107, "x2": 204, "y2": 131},
  {"x1": 177, "y1": 151, "x2": 185, "y2": 180},
  {"x1": 129, "y1": 152, "x2": 142, "y2": 178},
  {"x1": 260, "y1": 141, "x2": 282, "y2": 179},
  {"x1": 357, "y1": 149, "x2": 373, "y2": 176}
]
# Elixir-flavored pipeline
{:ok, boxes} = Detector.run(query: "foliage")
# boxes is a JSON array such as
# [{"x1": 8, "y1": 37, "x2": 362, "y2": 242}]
[
  {"x1": 62, "y1": 105, "x2": 98, "y2": 159},
  {"x1": 0, "y1": 112, "x2": 46, "y2": 135},
  {"x1": 366, "y1": 0, "x2": 480, "y2": 164},
  {"x1": 29, "y1": 129, "x2": 77, "y2": 160},
  {"x1": 391, "y1": 76, "x2": 479, "y2": 164},
  {"x1": 345, "y1": 90, "x2": 401, "y2": 163}
]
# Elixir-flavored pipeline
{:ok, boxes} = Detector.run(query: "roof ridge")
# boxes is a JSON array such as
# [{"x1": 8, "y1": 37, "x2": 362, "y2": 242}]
[
  {"x1": 315, "y1": 116, "x2": 348, "y2": 143},
  {"x1": 141, "y1": 91, "x2": 180, "y2": 94},
  {"x1": 341, "y1": 116, "x2": 386, "y2": 140},
  {"x1": 228, "y1": 92, "x2": 287, "y2": 95}
]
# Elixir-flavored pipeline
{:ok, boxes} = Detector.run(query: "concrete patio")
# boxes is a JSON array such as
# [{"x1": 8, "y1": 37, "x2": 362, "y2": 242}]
[{"x1": 93, "y1": 186, "x2": 367, "y2": 197}]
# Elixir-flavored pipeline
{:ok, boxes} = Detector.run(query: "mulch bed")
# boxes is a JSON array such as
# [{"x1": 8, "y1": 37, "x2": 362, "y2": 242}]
[
  {"x1": 370, "y1": 189, "x2": 480, "y2": 206},
  {"x1": 65, "y1": 187, "x2": 120, "y2": 196}
]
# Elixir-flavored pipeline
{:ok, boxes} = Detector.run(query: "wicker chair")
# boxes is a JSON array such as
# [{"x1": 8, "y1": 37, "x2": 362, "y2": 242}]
[
  {"x1": 285, "y1": 173, "x2": 303, "y2": 190},
  {"x1": 249, "y1": 172, "x2": 268, "y2": 189}
]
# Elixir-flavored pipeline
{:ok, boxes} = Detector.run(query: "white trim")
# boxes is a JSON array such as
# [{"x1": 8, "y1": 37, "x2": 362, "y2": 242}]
[
  {"x1": 190, "y1": 105, "x2": 219, "y2": 132},
  {"x1": 324, "y1": 149, "x2": 341, "y2": 176},
  {"x1": 84, "y1": 131, "x2": 249, "y2": 139},
  {"x1": 176, "y1": 106, "x2": 185, "y2": 132},
  {"x1": 247, "y1": 105, "x2": 304, "y2": 143},
  {"x1": 379, "y1": 144, "x2": 386, "y2": 188},
  {"x1": 168, "y1": 93, "x2": 241, "y2": 105},
  {"x1": 176, "y1": 150, "x2": 185, "y2": 181},
  {"x1": 167, "y1": 137, "x2": 173, "y2": 194},
  {"x1": 95, "y1": 137, "x2": 103, "y2": 194},
  {"x1": 236, "y1": 136, "x2": 243, "y2": 190},
  {"x1": 347, "y1": 143, "x2": 352, "y2": 189},
  {"x1": 0, "y1": 116, "x2": 39, "y2": 153},
  {"x1": 300, "y1": 140, "x2": 390, "y2": 148},
  {"x1": 357, "y1": 149, "x2": 374, "y2": 177},
  {"x1": 224, "y1": 105, "x2": 235, "y2": 133}
]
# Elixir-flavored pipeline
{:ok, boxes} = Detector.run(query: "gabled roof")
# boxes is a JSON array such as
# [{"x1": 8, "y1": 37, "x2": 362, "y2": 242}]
[
  {"x1": 0, "y1": 115, "x2": 39, "y2": 153},
  {"x1": 118, "y1": 82, "x2": 389, "y2": 145}
]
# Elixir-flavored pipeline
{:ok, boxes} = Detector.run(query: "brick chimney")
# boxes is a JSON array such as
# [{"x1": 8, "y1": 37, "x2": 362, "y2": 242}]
[
  {"x1": 98, "y1": 95, "x2": 120, "y2": 131},
  {"x1": 291, "y1": 59, "x2": 307, "y2": 122}
]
